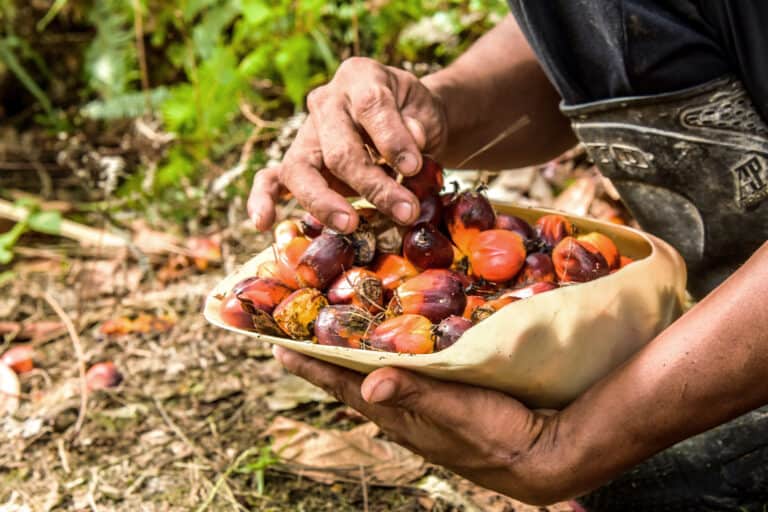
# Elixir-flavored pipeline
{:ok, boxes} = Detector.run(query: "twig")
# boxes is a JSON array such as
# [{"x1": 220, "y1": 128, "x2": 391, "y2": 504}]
[
  {"x1": 132, "y1": 0, "x2": 151, "y2": 114},
  {"x1": 455, "y1": 115, "x2": 531, "y2": 168},
  {"x1": 194, "y1": 446, "x2": 260, "y2": 512},
  {"x1": 0, "y1": 198, "x2": 128, "y2": 249},
  {"x1": 360, "y1": 465, "x2": 369, "y2": 512},
  {"x1": 87, "y1": 467, "x2": 100, "y2": 512},
  {"x1": 41, "y1": 291, "x2": 88, "y2": 441},
  {"x1": 239, "y1": 103, "x2": 282, "y2": 129},
  {"x1": 57, "y1": 438, "x2": 71, "y2": 474},
  {"x1": 153, "y1": 397, "x2": 209, "y2": 462}
]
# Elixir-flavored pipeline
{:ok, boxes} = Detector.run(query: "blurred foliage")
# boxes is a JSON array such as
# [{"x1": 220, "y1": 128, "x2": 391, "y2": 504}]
[{"x1": 1, "y1": 0, "x2": 507, "y2": 222}]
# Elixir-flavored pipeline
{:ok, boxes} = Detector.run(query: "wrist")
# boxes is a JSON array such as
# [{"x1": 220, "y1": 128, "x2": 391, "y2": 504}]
[{"x1": 511, "y1": 412, "x2": 583, "y2": 504}]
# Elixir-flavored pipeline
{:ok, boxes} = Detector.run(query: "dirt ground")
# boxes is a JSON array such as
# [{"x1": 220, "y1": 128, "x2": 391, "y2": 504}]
[{"x1": 0, "y1": 233, "x2": 582, "y2": 511}]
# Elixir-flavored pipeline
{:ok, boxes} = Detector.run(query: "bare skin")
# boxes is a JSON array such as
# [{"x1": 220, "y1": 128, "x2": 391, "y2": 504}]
[
  {"x1": 247, "y1": 15, "x2": 575, "y2": 234},
  {"x1": 250, "y1": 13, "x2": 768, "y2": 504}
]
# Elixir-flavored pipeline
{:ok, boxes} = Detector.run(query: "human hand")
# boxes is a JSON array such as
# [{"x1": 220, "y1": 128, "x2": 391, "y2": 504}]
[
  {"x1": 271, "y1": 345, "x2": 569, "y2": 505},
  {"x1": 248, "y1": 57, "x2": 448, "y2": 234}
]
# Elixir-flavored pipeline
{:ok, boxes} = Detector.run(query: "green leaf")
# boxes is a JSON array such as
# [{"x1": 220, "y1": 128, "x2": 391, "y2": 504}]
[
  {"x1": 161, "y1": 84, "x2": 198, "y2": 133},
  {"x1": 309, "y1": 28, "x2": 338, "y2": 74},
  {"x1": 81, "y1": 87, "x2": 169, "y2": 120},
  {"x1": 0, "y1": 38, "x2": 53, "y2": 115},
  {"x1": 240, "y1": 0, "x2": 272, "y2": 25},
  {"x1": 28, "y1": 210, "x2": 62, "y2": 235},
  {"x1": 238, "y1": 45, "x2": 272, "y2": 77},
  {"x1": 192, "y1": 0, "x2": 239, "y2": 59},
  {"x1": 0, "y1": 247, "x2": 13, "y2": 265},
  {"x1": 275, "y1": 35, "x2": 313, "y2": 109},
  {"x1": 155, "y1": 147, "x2": 195, "y2": 189}
]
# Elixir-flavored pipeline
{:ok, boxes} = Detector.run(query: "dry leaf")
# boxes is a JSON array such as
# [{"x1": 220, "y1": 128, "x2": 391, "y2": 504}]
[
  {"x1": 186, "y1": 236, "x2": 222, "y2": 271},
  {"x1": 100, "y1": 313, "x2": 176, "y2": 337},
  {"x1": 264, "y1": 416, "x2": 426, "y2": 485},
  {"x1": 0, "y1": 320, "x2": 64, "y2": 342},
  {"x1": 553, "y1": 176, "x2": 597, "y2": 216},
  {"x1": 131, "y1": 220, "x2": 184, "y2": 255},
  {"x1": 68, "y1": 259, "x2": 142, "y2": 299},
  {"x1": 265, "y1": 373, "x2": 334, "y2": 411}
]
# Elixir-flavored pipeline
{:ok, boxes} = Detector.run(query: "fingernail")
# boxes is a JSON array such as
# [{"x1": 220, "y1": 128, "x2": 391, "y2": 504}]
[
  {"x1": 366, "y1": 379, "x2": 397, "y2": 404},
  {"x1": 330, "y1": 212, "x2": 351, "y2": 232},
  {"x1": 392, "y1": 202, "x2": 414, "y2": 224},
  {"x1": 395, "y1": 152, "x2": 419, "y2": 175}
]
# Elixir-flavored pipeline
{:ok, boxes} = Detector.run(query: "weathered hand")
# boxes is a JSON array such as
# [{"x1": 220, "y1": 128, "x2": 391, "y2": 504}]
[
  {"x1": 247, "y1": 57, "x2": 447, "y2": 234},
  {"x1": 272, "y1": 345, "x2": 567, "y2": 505}
]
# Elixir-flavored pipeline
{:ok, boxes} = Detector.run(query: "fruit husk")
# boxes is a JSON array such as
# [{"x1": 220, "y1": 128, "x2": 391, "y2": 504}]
[{"x1": 205, "y1": 202, "x2": 687, "y2": 409}]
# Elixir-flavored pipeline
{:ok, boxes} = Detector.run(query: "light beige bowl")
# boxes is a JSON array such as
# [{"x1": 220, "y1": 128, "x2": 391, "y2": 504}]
[{"x1": 205, "y1": 203, "x2": 686, "y2": 408}]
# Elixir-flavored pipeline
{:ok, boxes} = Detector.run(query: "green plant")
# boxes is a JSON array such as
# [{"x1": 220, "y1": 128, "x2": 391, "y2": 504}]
[{"x1": 0, "y1": 200, "x2": 62, "y2": 264}]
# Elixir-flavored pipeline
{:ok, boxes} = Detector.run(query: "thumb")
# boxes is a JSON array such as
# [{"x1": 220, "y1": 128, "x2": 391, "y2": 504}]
[{"x1": 360, "y1": 367, "x2": 431, "y2": 410}]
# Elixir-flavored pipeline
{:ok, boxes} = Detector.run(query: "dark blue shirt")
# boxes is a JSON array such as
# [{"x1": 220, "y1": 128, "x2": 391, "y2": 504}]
[{"x1": 507, "y1": 1, "x2": 768, "y2": 119}]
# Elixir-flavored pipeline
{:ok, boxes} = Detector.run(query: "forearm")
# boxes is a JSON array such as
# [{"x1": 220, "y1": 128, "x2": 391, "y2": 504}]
[
  {"x1": 544, "y1": 241, "x2": 768, "y2": 498},
  {"x1": 422, "y1": 14, "x2": 576, "y2": 169}
]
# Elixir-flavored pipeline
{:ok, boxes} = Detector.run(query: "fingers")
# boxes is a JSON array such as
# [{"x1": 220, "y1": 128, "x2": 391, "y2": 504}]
[
  {"x1": 280, "y1": 121, "x2": 360, "y2": 233},
  {"x1": 272, "y1": 346, "x2": 395, "y2": 422},
  {"x1": 346, "y1": 82, "x2": 422, "y2": 176},
  {"x1": 247, "y1": 166, "x2": 282, "y2": 231},
  {"x1": 308, "y1": 91, "x2": 419, "y2": 225}
]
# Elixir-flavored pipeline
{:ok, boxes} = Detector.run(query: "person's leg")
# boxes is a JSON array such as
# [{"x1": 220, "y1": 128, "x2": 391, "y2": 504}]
[{"x1": 577, "y1": 406, "x2": 768, "y2": 511}]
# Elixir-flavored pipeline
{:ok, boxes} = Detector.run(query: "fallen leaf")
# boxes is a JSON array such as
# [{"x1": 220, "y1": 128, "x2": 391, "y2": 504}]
[
  {"x1": 186, "y1": 236, "x2": 222, "y2": 271},
  {"x1": 265, "y1": 373, "x2": 334, "y2": 411},
  {"x1": 68, "y1": 259, "x2": 142, "y2": 299},
  {"x1": 264, "y1": 416, "x2": 426, "y2": 485},
  {"x1": 0, "y1": 361, "x2": 21, "y2": 416},
  {"x1": 0, "y1": 320, "x2": 64, "y2": 342},
  {"x1": 100, "y1": 313, "x2": 175, "y2": 337},
  {"x1": 553, "y1": 176, "x2": 597, "y2": 216},
  {"x1": 131, "y1": 220, "x2": 184, "y2": 255}
]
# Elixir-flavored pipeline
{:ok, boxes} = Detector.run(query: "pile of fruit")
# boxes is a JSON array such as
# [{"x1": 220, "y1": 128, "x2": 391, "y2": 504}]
[{"x1": 218, "y1": 158, "x2": 634, "y2": 354}]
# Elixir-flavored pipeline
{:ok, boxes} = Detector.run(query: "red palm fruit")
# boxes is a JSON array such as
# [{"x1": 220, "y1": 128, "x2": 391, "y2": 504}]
[
  {"x1": 517, "y1": 252, "x2": 556, "y2": 286},
  {"x1": 275, "y1": 236, "x2": 312, "y2": 289},
  {"x1": 403, "y1": 222, "x2": 454, "y2": 269},
  {"x1": 348, "y1": 225, "x2": 377, "y2": 266},
  {"x1": 578, "y1": 232, "x2": 620, "y2": 270},
  {"x1": 327, "y1": 268, "x2": 384, "y2": 313},
  {"x1": 368, "y1": 314, "x2": 434, "y2": 354},
  {"x1": 1, "y1": 345, "x2": 35, "y2": 374},
  {"x1": 300, "y1": 213, "x2": 324, "y2": 238},
  {"x1": 620, "y1": 255, "x2": 634, "y2": 268},
  {"x1": 273, "y1": 288, "x2": 329, "y2": 339},
  {"x1": 471, "y1": 296, "x2": 519, "y2": 323},
  {"x1": 552, "y1": 236, "x2": 610, "y2": 283},
  {"x1": 468, "y1": 229, "x2": 526, "y2": 283},
  {"x1": 445, "y1": 189, "x2": 496, "y2": 254},
  {"x1": 499, "y1": 281, "x2": 558, "y2": 300},
  {"x1": 415, "y1": 193, "x2": 443, "y2": 226},
  {"x1": 86, "y1": 362, "x2": 123, "y2": 391},
  {"x1": 296, "y1": 232, "x2": 355, "y2": 289},
  {"x1": 314, "y1": 306, "x2": 375, "y2": 348},
  {"x1": 402, "y1": 156, "x2": 444, "y2": 200},
  {"x1": 433, "y1": 316, "x2": 472, "y2": 351},
  {"x1": 273, "y1": 219, "x2": 303, "y2": 250},
  {"x1": 372, "y1": 254, "x2": 419, "y2": 291},
  {"x1": 495, "y1": 214, "x2": 534, "y2": 241},
  {"x1": 393, "y1": 269, "x2": 467, "y2": 323},
  {"x1": 463, "y1": 295, "x2": 487, "y2": 320},
  {"x1": 535, "y1": 214, "x2": 575, "y2": 250},
  {"x1": 220, "y1": 292, "x2": 255, "y2": 330},
  {"x1": 235, "y1": 277, "x2": 292, "y2": 314}
]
